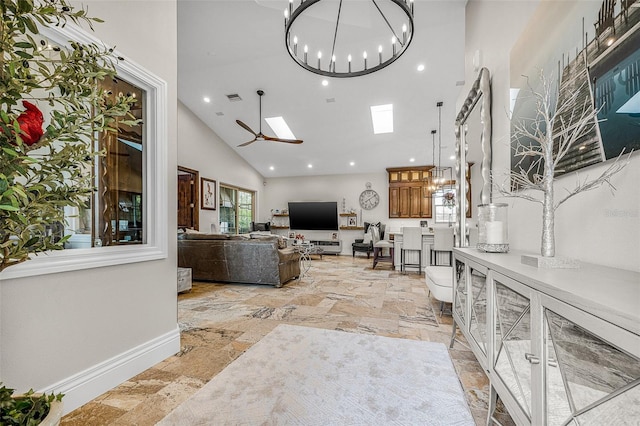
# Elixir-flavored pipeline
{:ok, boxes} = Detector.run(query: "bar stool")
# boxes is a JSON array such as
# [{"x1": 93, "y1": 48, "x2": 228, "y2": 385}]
[
  {"x1": 400, "y1": 227, "x2": 423, "y2": 274},
  {"x1": 431, "y1": 227, "x2": 454, "y2": 266}
]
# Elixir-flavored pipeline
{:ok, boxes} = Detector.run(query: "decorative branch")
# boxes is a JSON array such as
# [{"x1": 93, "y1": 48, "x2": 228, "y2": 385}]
[{"x1": 495, "y1": 69, "x2": 631, "y2": 257}]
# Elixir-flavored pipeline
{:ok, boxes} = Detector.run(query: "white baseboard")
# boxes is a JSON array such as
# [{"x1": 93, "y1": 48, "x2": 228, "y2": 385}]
[{"x1": 39, "y1": 326, "x2": 180, "y2": 415}]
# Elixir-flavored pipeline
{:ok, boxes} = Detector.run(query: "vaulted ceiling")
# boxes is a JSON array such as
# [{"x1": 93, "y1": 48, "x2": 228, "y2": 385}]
[{"x1": 178, "y1": 0, "x2": 467, "y2": 178}]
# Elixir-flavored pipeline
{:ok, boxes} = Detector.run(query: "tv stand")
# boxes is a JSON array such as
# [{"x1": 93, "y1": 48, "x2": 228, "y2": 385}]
[{"x1": 309, "y1": 239, "x2": 342, "y2": 254}]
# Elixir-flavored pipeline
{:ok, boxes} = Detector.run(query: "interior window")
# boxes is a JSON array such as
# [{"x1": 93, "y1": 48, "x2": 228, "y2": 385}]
[
  {"x1": 219, "y1": 185, "x2": 254, "y2": 234},
  {"x1": 1, "y1": 22, "x2": 168, "y2": 280},
  {"x1": 64, "y1": 78, "x2": 145, "y2": 248}
]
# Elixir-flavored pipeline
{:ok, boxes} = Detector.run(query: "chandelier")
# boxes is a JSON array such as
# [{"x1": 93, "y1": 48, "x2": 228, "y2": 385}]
[{"x1": 284, "y1": 0, "x2": 415, "y2": 78}]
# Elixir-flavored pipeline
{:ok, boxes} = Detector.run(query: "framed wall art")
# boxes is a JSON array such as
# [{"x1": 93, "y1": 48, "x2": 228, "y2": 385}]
[
  {"x1": 510, "y1": 1, "x2": 639, "y2": 179},
  {"x1": 201, "y1": 177, "x2": 217, "y2": 210}
]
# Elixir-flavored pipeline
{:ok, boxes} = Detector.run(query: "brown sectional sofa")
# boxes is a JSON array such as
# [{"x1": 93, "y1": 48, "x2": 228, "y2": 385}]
[{"x1": 177, "y1": 233, "x2": 300, "y2": 287}]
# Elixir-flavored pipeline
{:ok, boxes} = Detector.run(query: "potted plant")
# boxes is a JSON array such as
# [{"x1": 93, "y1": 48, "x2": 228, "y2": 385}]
[
  {"x1": 0, "y1": 0, "x2": 138, "y2": 272},
  {"x1": 0, "y1": 383, "x2": 63, "y2": 426}
]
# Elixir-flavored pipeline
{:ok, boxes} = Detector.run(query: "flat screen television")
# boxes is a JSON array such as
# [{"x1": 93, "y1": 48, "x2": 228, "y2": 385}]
[{"x1": 288, "y1": 201, "x2": 338, "y2": 231}]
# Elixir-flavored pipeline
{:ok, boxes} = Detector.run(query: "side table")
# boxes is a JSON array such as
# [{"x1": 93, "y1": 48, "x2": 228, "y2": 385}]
[
  {"x1": 292, "y1": 241, "x2": 324, "y2": 278},
  {"x1": 177, "y1": 267, "x2": 192, "y2": 293}
]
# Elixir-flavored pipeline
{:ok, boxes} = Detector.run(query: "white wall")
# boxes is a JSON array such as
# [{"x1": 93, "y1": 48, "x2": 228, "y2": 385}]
[
  {"x1": 264, "y1": 172, "x2": 438, "y2": 254},
  {"x1": 462, "y1": 0, "x2": 640, "y2": 271},
  {"x1": 0, "y1": 0, "x2": 179, "y2": 413},
  {"x1": 177, "y1": 102, "x2": 265, "y2": 233}
]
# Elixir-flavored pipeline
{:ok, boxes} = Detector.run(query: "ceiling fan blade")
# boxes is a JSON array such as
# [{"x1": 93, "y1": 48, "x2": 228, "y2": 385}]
[
  {"x1": 237, "y1": 138, "x2": 258, "y2": 147},
  {"x1": 236, "y1": 119, "x2": 257, "y2": 136},
  {"x1": 264, "y1": 135, "x2": 304, "y2": 144},
  {"x1": 237, "y1": 91, "x2": 303, "y2": 147}
]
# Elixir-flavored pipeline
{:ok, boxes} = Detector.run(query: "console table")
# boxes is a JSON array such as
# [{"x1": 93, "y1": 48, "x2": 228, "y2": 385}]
[{"x1": 451, "y1": 248, "x2": 640, "y2": 425}]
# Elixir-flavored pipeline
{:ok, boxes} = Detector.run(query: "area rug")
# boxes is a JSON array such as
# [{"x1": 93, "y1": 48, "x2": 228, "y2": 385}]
[{"x1": 157, "y1": 324, "x2": 473, "y2": 425}]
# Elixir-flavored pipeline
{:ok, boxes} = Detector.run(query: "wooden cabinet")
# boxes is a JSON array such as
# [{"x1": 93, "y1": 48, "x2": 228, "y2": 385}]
[
  {"x1": 452, "y1": 248, "x2": 640, "y2": 425},
  {"x1": 387, "y1": 166, "x2": 433, "y2": 218},
  {"x1": 389, "y1": 187, "x2": 400, "y2": 217}
]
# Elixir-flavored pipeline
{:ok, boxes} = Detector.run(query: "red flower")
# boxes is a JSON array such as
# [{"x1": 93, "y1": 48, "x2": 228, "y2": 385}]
[{"x1": 17, "y1": 100, "x2": 44, "y2": 146}]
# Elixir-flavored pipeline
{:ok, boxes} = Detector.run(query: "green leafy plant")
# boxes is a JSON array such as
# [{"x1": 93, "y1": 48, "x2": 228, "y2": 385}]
[
  {"x1": 0, "y1": 383, "x2": 63, "y2": 425},
  {"x1": 0, "y1": 0, "x2": 138, "y2": 271}
]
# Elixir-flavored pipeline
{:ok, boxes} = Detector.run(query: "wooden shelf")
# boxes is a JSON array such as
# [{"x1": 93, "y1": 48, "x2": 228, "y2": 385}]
[
  {"x1": 271, "y1": 226, "x2": 289, "y2": 229},
  {"x1": 340, "y1": 226, "x2": 364, "y2": 230},
  {"x1": 339, "y1": 213, "x2": 357, "y2": 217},
  {"x1": 272, "y1": 213, "x2": 289, "y2": 217}
]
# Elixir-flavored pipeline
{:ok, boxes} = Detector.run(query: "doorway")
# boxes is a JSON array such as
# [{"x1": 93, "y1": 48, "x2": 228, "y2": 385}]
[{"x1": 178, "y1": 166, "x2": 199, "y2": 230}]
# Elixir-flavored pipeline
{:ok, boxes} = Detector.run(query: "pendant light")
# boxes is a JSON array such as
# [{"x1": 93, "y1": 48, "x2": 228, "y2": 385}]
[{"x1": 424, "y1": 129, "x2": 437, "y2": 197}]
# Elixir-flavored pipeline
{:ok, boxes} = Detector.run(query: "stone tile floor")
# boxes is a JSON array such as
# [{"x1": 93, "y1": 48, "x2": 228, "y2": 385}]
[{"x1": 62, "y1": 255, "x2": 514, "y2": 425}]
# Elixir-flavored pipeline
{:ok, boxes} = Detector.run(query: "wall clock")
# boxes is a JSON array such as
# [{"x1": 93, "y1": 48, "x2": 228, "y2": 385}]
[{"x1": 359, "y1": 182, "x2": 380, "y2": 210}]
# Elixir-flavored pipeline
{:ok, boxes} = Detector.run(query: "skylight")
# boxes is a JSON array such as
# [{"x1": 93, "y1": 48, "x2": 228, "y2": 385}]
[
  {"x1": 370, "y1": 104, "x2": 393, "y2": 134},
  {"x1": 265, "y1": 116, "x2": 296, "y2": 139}
]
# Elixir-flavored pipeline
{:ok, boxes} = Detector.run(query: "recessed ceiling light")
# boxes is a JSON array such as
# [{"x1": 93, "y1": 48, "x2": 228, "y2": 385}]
[
  {"x1": 370, "y1": 104, "x2": 393, "y2": 134},
  {"x1": 322, "y1": 79, "x2": 329, "y2": 86},
  {"x1": 409, "y1": 158, "x2": 415, "y2": 162},
  {"x1": 449, "y1": 155, "x2": 455, "y2": 160},
  {"x1": 417, "y1": 64, "x2": 425, "y2": 72},
  {"x1": 269, "y1": 166, "x2": 275, "y2": 171},
  {"x1": 349, "y1": 161, "x2": 355, "y2": 166},
  {"x1": 265, "y1": 116, "x2": 296, "y2": 139},
  {"x1": 307, "y1": 164, "x2": 313, "y2": 168},
  {"x1": 203, "y1": 96, "x2": 211, "y2": 103}
]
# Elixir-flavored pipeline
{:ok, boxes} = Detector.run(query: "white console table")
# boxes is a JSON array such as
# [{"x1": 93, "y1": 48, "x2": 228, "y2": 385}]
[{"x1": 451, "y1": 248, "x2": 640, "y2": 425}]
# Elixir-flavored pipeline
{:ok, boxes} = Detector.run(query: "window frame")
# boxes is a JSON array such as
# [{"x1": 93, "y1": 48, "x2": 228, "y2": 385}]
[
  {"x1": 1, "y1": 24, "x2": 168, "y2": 280},
  {"x1": 432, "y1": 187, "x2": 457, "y2": 224},
  {"x1": 218, "y1": 183, "x2": 255, "y2": 235}
]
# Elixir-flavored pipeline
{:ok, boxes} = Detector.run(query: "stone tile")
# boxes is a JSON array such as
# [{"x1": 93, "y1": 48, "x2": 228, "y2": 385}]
[
  {"x1": 108, "y1": 393, "x2": 172, "y2": 426},
  {"x1": 61, "y1": 255, "x2": 512, "y2": 425},
  {"x1": 60, "y1": 402, "x2": 126, "y2": 426},
  {"x1": 358, "y1": 316, "x2": 399, "y2": 334},
  {"x1": 289, "y1": 293, "x2": 326, "y2": 306},
  {"x1": 244, "y1": 294, "x2": 293, "y2": 308},
  {"x1": 160, "y1": 345, "x2": 243, "y2": 382},
  {"x1": 382, "y1": 299, "x2": 418, "y2": 316},
  {"x1": 328, "y1": 300, "x2": 380, "y2": 317}
]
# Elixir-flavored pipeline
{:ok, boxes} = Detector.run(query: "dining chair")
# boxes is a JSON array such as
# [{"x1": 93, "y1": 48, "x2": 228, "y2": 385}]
[{"x1": 372, "y1": 223, "x2": 394, "y2": 269}]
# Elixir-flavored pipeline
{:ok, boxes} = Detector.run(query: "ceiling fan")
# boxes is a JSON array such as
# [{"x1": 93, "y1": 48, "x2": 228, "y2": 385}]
[{"x1": 236, "y1": 90, "x2": 303, "y2": 147}]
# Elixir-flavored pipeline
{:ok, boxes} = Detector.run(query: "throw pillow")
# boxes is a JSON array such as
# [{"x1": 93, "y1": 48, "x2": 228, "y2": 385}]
[
  {"x1": 362, "y1": 232, "x2": 372, "y2": 244},
  {"x1": 370, "y1": 224, "x2": 380, "y2": 242}
]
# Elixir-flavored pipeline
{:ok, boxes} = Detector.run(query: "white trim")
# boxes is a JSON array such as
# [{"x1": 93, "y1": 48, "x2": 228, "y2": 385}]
[
  {"x1": 0, "y1": 24, "x2": 169, "y2": 280},
  {"x1": 39, "y1": 326, "x2": 180, "y2": 415}
]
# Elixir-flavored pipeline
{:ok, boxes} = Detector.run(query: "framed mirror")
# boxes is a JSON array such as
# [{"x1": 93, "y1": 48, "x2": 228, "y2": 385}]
[{"x1": 455, "y1": 67, "x2": 492, "y2": 247}]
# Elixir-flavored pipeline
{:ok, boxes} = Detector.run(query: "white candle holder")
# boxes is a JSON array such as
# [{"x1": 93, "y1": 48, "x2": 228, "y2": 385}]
[{"x1": 477, "y1": 203, "x2": 509, "y2": 253}]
